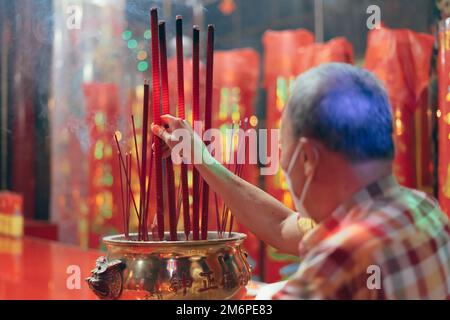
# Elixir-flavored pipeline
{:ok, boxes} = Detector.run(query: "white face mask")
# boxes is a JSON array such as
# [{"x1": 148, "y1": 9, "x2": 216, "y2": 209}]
[{"x1": 283, "y1": 143, "x2": 316, "y2": 218}]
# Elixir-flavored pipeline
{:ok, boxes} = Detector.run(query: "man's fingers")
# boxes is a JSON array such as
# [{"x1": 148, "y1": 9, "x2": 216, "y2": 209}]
[
  {"x1": 160, "y1": 114, "x2": 180, "y2": 128},
  {"x1": 151, "y1": 124, "x2": 172, "y2": 146}
]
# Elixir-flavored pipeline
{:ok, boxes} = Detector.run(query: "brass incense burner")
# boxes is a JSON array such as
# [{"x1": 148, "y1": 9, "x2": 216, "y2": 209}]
[{"x1": 87, "y1": 232, "x2": 251, "y2": 300}]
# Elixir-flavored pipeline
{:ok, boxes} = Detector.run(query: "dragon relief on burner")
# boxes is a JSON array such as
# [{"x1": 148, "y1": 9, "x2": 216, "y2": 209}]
[{"x1": 86, "y1": 256, "x2": 126, "y2": 300}]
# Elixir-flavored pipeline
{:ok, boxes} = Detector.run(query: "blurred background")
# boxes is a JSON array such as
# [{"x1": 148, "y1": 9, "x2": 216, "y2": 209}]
[{"x1": 0, "y1": 0, "x2": 444, "y2": 282}]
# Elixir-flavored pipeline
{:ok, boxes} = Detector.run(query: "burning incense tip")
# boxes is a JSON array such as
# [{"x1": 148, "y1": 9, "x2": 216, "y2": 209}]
[
  {"x1": 114, "y1": 131, "x2": 122, "y2": 142},
  {"x1": 193, "y1": 25, "x2": 200, "y2": 31},
  {"x1": 176, "y1": 15, "x2": 182, "y2": 20}
]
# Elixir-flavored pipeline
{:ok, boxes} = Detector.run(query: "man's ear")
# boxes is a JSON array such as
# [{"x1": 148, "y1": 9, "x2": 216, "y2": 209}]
[{"x1": 300, "y1": 138, "x2": 318, "y2": 176}]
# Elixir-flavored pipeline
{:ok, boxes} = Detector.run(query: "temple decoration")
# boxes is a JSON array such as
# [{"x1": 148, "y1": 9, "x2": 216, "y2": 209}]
[
  {"x1": 439, "y1": 18, "x2": 450, "y2": 217},
  {"x1": 85, "y1": 8, "x2": 252, "y2": 300},
  {"x1": 0, "y1": 192, "x2": 23, "y2": 237},
  {"x1": 212, "y1": 48, "x2": 261, "y2": 278},
  {"x1": 84, "y1": 83, "x2": 123, "y2": 249},
  {"x1": 263, "y1": 31, "x2": 355, "y2": 282},
  {"x1": 365, "y1": 27, "x2": 434, "y2": 191}
]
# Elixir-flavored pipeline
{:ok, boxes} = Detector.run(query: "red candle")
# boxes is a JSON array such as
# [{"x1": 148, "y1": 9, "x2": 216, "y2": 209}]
[
  {"x1": 192, "y1": 25, "x2": 201, "y2": 240},
  {"x1": 144, "y1": 135, "x2": 154, "y2": 238},
  {"x1": 201, "y1": 25, "x2": 215, "y2": 240},
  {"x1": 159, "y1": 21, "x2": 178, "y2": 241},
  {"x1": 150, "y1": 7, "x2": 164, "y2": 240},
  {"x1": 176, "y1": 15, "x2": 191, "y2": 240},
  {"x1": 140, "y1": 82, "x2": 149, "y2": 240}
]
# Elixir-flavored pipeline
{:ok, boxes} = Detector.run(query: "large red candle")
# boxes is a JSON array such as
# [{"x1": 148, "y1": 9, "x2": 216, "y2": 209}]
[
  {"x1": 201, "y1": 25, "x2": 215, "y2": 240},
  {"x1": 150, "y1": 8, "x2": 164, "y2": 240},
  {"x1": 140, "y1": 81, "x2": 149, "y2": 240},
  {"x1": 176, "y1": 15, "x2": 191, "y2": 240},
  {"x1": 192, "y1": 26, "x2": 200, "y2": 240},
  {"x1": 159, "y1": 21, "x2": 178, "y2": 241}
]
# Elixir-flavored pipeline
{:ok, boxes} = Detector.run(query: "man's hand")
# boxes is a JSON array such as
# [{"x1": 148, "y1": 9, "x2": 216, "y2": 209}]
[{"x1": 151, "y1": 114, "x2": 205, "y2": 161}]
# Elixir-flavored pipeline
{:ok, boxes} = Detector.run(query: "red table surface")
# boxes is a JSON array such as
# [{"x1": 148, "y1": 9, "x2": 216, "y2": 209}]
[
  {"x1": 0, "y1": 235, "x2": 258, "y2": 300},
  {"x1": 0, "y1": 235, "x2": 100, "y2": 300}
]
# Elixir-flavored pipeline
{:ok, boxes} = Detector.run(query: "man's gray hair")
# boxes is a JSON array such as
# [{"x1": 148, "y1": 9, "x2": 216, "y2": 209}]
[{"x1": 286, "y1": 63, "x2": 394, "y2": 162}]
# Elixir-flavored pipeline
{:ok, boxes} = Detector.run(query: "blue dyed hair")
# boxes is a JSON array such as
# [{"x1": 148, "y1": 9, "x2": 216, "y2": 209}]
[{"x1": 286, "y1": 63, "x2": 394, "y2": 162}]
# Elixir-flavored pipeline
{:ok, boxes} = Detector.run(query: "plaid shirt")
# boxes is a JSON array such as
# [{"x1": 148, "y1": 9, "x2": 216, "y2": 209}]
[{"x1": 273, "y1": 175, "x2": 450, "y2": 300}]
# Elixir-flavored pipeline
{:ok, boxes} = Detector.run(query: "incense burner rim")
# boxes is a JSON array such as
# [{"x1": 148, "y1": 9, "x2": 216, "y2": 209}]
[{"x1": 103, "y1": 231, "x2": 247, "y2": 248}]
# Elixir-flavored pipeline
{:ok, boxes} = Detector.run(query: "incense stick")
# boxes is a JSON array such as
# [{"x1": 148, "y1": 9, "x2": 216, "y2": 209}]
[
  {"x1": 126, "y1": 152, "x2": 132, "y2": 237},
  {"x1": 201, "y1": 25, "x2": 215, "y2": 240},
  {"x1": 228, "y1": 118, "x2": 249, "y2": 237},
  {"x1": 192, "y1": 25, "x2": 201, "y2": 240},
  {"x1": 150, "y1": 7, "x2": 164, "y2": 240},
  {"x1": 114, "y1": 134, "x2": 140, "y2": 221},
  {"x1": 118, "y1": 151, "x2": 127, "y2": 238},
  {"x1": 214, "y1": 193, "x2": 220, "y2": 237},
  {"x1": 144, "y1": 135, "x2": 154, "y2": 238},
  {"x1": 131, "y1": 114, "x2": 141, "y2": 182},
  {"x1": 176, "y1": 15, "x2": 191, "y2": 240},
  {"x1": 220, "y1": 123, "x2": 236, "y2": 234},
  {"x1": 159, "y1": 21, "x2": 178, "y2": 241}
]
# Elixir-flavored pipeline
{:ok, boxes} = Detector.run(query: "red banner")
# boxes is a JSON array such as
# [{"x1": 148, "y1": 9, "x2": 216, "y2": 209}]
[
  {"x1": 439, "y1": 19, "x2": 450, "y2": 217},
  {"x1": 212, "y1": 48, "x2": 261, "y2": 277},
  {"x1": 84, "y1": 83, "x2": 122, "y2": 249},
  {"x1": 263, "y1": 32, "x2": 355, "y2": 282},
  {"x1": 365, "y1": 27, "x2": 434, "y2": 189}
]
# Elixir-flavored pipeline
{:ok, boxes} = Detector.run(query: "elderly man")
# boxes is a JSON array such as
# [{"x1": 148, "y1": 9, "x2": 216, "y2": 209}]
[{"x1": 152, "y1": 63, "x2": 450, "y2": 299}]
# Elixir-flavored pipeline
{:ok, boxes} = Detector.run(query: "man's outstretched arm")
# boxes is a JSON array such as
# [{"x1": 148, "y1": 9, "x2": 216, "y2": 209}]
[{"x1": 152, "y1": 114, "x2": 310, "y2": 255}]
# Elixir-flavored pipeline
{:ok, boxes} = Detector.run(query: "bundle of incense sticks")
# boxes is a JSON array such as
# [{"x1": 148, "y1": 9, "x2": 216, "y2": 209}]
[
  {"x1": 217, "y1": 118, "x2": 248, "y2": 238},
  {"x1": 113, "y1": 7, "x2": 246, "y2": 241}
]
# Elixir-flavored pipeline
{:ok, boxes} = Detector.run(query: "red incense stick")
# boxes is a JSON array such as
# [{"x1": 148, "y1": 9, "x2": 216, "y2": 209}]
[
  {"x1": 228, "y1": 118, "x2": 249, "y2": 237},
  {"x1": 118, "y1": 151, "x2": 127, "y2": 237},
  {"x1": 140, "y1": 81, "x2": 150, "y2": 240},
  {"x1": 114, "y1": 134, "x2": 140, "y2": 221},
  {"x1": 150, "y1": 7, "x2": 164, "y2": 240},
  {"x1": 176, "y1": 15, "x2": 191, "y2": 240},
  {"x1": 214, "y1": 193, "x2": 220, "y2": 237},
  {"x1": 201, "y1": 25, "x2": 215, "y2": 240},
  {"x1": 159, "y1": 21, "x2": 178, "y2": 241},
  {"x1": 131, "y1": 115, "x2": 141, "y2": 182},
  {"x1": 126, "y1": 152, "x2": 132, "y2": 237},
  {"x1": 220, "y1": 123, "x2": 236, "y2": 234},
  {"x1": 144, "y1": 135, "x2": 154, "y2": 236},
  {"x1": 192, "y1": 25, "x2": 201, "y2": 240}
]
